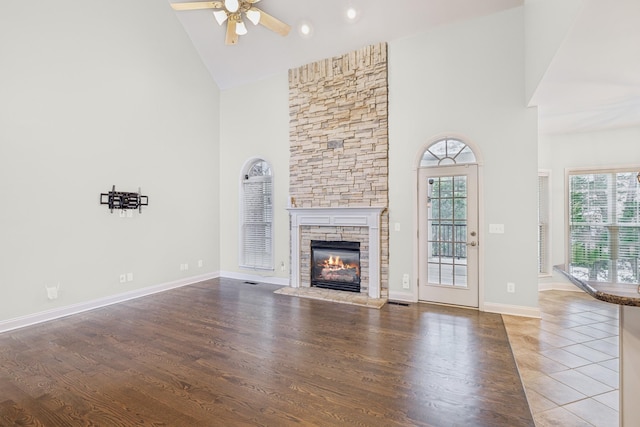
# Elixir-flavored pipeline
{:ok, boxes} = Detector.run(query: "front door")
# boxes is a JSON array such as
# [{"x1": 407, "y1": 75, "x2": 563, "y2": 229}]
[{"x1": 418, "y1": 164, "x2": 479, "y2": 307}]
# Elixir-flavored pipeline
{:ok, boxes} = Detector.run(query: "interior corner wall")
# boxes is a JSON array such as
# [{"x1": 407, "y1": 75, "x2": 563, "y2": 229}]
[
  {"x1": 539, "y1": 126, "x2": 640, "y2": 281},
  {"x1": 524, "y1": 0, "x2": 583, "y2": 103},
  {"x1": 388, "y1": 6, "x2": 539, "y2": 309},
  {"x1": 218, "y1": 75, "x2": 291, "y2": 280},
  {"x1": 0, "y1": 0, "x2": 220, "y2": 322}
]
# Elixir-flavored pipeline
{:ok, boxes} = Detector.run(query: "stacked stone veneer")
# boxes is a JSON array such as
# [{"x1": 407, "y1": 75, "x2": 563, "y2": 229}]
[{"x1": 288, "y1": 43, "x2": 389, "y2": 294}]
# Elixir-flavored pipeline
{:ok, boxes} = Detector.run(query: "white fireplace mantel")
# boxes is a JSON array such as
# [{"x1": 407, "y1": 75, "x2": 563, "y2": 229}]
[{"x1": 287, "y1": 207, "x2": 385, "y2": 299}]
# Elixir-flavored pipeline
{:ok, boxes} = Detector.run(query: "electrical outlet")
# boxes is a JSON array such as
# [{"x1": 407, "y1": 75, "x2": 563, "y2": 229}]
[
  {"x1": 507, "y1": 282, "x2": 515, "y2": 293},
  {"x1": 184, "y1": 263, "x2": 189, "y2": 271},
  {"x1": 280, "y1": 261, "x2": 285, "y2": 271},
  {"x1": 394, "y1": 223, "x2": 401, "y2": 232},
  {"x1": 402, "y1": 273, "x2": 410, "y2": 289},
  {"x1": 46, "y1": 283, "x2": 60, "y2": 300},
  {"x1": 119, "y1": 274, "x2": 127, "y2": 283},
  {"x1": 127, "y1": 272, "x2": 133, "y2": 282},
  {"x1": 198, "y1": 260, "x2": 203, "y2": 268}
]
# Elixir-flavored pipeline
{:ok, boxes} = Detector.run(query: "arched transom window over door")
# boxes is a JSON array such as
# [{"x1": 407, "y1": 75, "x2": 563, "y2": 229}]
[
  {"x1": 240, "y1": 159, "x2": 274, "y2": 270},
  {"x1": 420, "y1": 138, "x2": 476, "y2": 166},
  {"x1": 418, "y1": 137, "x2": 479, "y2": 308}
]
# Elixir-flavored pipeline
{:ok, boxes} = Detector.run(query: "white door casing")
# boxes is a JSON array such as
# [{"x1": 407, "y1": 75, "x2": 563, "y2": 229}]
[{"x1": 418, "y1": 164, "x2": 479, "y2": 307}]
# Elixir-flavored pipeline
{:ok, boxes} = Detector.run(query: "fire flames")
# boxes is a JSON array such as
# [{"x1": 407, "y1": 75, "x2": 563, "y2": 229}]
[{"x1": 322, "y1": 255, "x2": 359, "y2": 275}]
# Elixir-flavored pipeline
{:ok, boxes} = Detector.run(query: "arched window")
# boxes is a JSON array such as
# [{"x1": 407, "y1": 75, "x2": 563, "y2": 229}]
[
  {"x1": 420, "y1": 138, "x2": 476, "y2": 167},
  {"x1": 240, "y1": 159, "x2": 273, "y2": 270}
]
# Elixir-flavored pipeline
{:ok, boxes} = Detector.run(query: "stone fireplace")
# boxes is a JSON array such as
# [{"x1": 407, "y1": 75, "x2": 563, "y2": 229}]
[
  {"x1": 287, "y1": 207, "x2": 384, "y2": 298},
  {"x1": 288, "y1": 43, "x2": 388, "y2": 300}
]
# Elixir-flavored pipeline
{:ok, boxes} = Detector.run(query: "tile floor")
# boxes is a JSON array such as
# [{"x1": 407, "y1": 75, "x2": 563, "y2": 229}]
[{"x1": 503, "y1": 290, "x2": 619, "y2": 427}]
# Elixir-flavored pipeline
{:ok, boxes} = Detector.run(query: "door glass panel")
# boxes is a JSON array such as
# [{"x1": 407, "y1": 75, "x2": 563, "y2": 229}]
[{"x1": 427, "y1": 175, "x2": 468, "y2": 287}]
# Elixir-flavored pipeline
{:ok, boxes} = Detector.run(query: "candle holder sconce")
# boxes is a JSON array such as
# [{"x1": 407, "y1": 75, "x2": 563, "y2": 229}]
[{"x1": 100, "y1": 185, "x2": 149, "y2": 213}]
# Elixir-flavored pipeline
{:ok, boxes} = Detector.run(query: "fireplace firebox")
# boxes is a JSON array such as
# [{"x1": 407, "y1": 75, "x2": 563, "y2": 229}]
[{"x1": 310, "y1": 240, "x2": 361, "y2": 292}]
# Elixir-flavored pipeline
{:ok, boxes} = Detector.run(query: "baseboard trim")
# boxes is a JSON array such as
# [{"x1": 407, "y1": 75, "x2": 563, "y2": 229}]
[
  {"x1": 0, "y1": 272, "x2": 220, "y2": 334},
  {"x1": 538, "y1": 282, "x2": 583, "y2": 292},
  {"x1": 388, "y1": 290, "x2": 417, "y2": 303},
  {"x1": 219, "y1": 270, "x2": 289, "y2": 287},
  {"x1": 484, "y1": 302, "x2": 541, "y2": 318},
  {"x1": 1, "y1": 272, "x2": 550, "y2": 333}
]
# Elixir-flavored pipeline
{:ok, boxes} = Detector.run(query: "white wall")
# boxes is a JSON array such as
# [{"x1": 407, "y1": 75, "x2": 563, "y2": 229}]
[
  {"x1": 0, "y1": 0, "x2": 220, "y2": 322},
  {"x1": 539, "y1": 126, "x2": 640, "y2": 281},
  {"x1": 524, "y1": 0, "x2": 583, "y2": 103},
  {"x1": 218, "y1": 75, "x2": 290, "y2": 281},
  {"x1": 389, "y1": 7, "x2": 539, "y2": 309}
]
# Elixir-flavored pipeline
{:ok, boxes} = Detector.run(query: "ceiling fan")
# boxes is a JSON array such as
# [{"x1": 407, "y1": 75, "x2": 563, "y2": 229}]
[{"x1": 171, "y1": 0, "x2": 291, "y2": 46}]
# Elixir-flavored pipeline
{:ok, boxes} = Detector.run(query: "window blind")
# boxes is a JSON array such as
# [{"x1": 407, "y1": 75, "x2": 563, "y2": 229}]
[
  {"x1": 538, "y1": 172, "x2": 550, "y2": 275},
  {"x1": 241, "y1": 175, "x2": 273, "y2": 270},
  {"x1": 569, "y1": 170, "x2": 640, "y2": 283}
]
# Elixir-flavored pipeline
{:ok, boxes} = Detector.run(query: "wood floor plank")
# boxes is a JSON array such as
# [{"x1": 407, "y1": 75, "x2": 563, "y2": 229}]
[{"x1": 0, "y1": 278, "x2": 534, "y2": 426}]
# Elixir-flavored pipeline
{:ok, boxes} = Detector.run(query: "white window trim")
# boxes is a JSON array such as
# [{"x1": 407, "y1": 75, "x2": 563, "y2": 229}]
[
  {"x1": 564, "y1": 165, "x2": 640, "y2": 282},
  {"x1": 239, "y1": 158, "x2": 275, "y2": 271}
]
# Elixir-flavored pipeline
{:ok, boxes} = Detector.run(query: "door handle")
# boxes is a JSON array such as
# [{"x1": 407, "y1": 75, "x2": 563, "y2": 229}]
[{"x1": 467, "y1": 241, "x2": 477, "y2": 247}]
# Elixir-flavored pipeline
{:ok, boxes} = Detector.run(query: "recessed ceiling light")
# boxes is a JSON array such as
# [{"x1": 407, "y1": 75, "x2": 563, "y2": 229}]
[
  {"x1": 346, "y1": 7, "x2": 357, "y2": 21},
  {"x1": 299, "y1": 21, "x2": 313, "y2": 37}
]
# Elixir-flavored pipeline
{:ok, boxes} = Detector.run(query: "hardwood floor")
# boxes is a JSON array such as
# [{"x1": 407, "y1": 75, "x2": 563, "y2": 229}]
[{"x1": 0, "y1": 278, "x2": 534, "y2": 426}]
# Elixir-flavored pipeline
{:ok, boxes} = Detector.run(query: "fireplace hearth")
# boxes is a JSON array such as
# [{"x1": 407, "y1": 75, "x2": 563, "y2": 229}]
[{"x1": 311, "y1": 240, "x2": 361, "y2": 292}]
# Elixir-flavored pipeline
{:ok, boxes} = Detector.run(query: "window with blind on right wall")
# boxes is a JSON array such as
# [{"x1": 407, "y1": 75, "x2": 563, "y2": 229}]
[
  {"x1": 538, "y1": 171, "x2": 551, "y2": 276},
  {"x1": 567, "y1": 168, "x2": 640, "y2": 284}
]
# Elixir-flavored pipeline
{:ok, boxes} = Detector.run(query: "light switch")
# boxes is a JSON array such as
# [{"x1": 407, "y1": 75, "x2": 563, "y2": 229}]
[{"x1": 489, "y1": 224, "x2": 505, "y2": 234}]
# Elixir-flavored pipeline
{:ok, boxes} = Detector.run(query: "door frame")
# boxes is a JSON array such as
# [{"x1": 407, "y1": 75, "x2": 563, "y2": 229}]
[
  {"x1": 411, "y1": 133, "x2": 485, "y2": 311},
  {"x1": 418, "y1": 164, "x2": 479, "y2": 307}
]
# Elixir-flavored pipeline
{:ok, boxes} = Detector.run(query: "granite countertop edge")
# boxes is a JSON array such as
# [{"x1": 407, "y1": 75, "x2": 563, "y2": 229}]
[{"x1": 554, "y1": 265, "x2": 640, "y2": 307}]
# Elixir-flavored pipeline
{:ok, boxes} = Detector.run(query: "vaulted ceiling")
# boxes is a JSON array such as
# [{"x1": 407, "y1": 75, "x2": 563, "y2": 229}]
[
  {"x1": 531, "y1": 0, "x2": 640, "y2": 134},
  {"x1": 167, "y1": 0, "x2": 640, "y2": 134},
  {"x1": 167, "y1": 0, "x2": 523, "y2": 89}
]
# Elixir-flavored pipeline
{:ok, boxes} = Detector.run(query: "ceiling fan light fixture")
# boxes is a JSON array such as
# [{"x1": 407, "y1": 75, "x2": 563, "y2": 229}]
[
  {"x1": 235, "y1": 20, "x2": 248, "y2": 35},
  {"x1": 213, "y1": 10, "x2": 228, "y2": 25},
  {"x1": 224, "y1": 0, "x2": 239, "y2": 13},
  {"x1": 246, "y1": 9, "x2": 261, "y2": 25},
  {"x1": 171, "y1": 0, "x2": 291, "y2": 45},
  {"x1": 346, "y1": 7, "x2": 357, "y2": 21}
]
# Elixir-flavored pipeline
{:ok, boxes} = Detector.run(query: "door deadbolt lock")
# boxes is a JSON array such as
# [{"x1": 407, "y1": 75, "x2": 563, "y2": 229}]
[{"x1": 470, "y1": 231, "x2": 477, "y2": 236}]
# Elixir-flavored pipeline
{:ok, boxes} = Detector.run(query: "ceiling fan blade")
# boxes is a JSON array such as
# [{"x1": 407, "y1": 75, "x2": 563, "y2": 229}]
[
  {"x1": 246, "y1": 0, "x2": 261, "y2": 3},
  {"x1": 170, "y1": 1, "x2": 223, "y2": 11},
  {"x1": 255, "y1": 8, "x2": 291, "y2": 36},
  {"x1": 225, "y1": 19, "x2": 239, "y2": 45}
]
